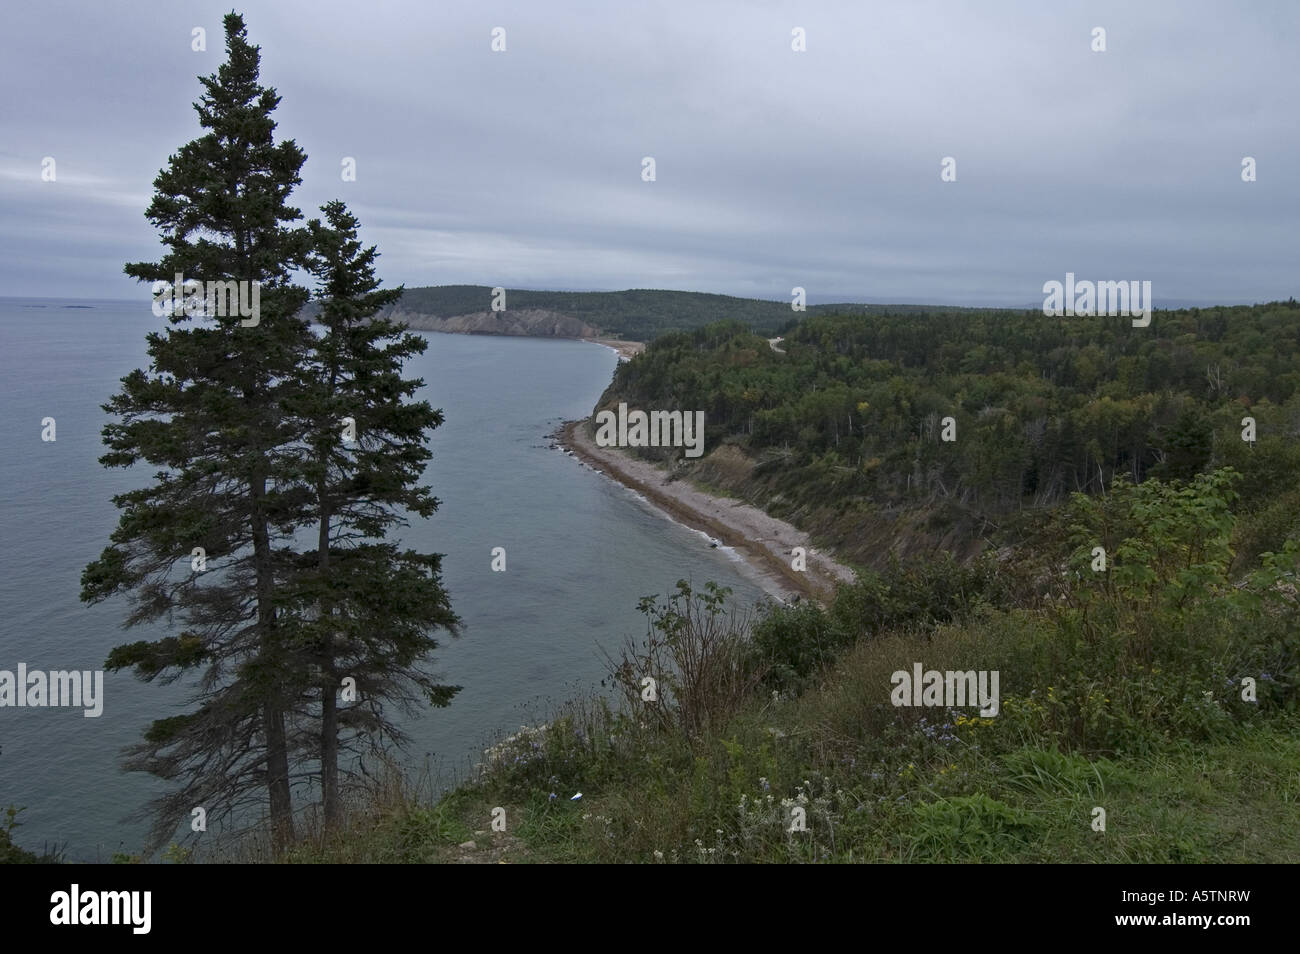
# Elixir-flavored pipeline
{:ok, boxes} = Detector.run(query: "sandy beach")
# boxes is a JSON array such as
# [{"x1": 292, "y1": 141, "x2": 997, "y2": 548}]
[
  {"x1": 588, "y1": 338, "x2": 646, "y2": 361},
  {"x1": 557, "y1": 420, "x2": 857, "y2": 602}
]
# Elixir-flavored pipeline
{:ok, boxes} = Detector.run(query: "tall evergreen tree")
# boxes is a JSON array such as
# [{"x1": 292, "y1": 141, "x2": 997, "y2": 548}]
[
  {"x1": 288, "y1": 201, "x2": 459, "y2": 827},
  {"x1": 1152, "y1": 403, "x2": 1212, "y2": 481},
  {"x1": 81, "y1": 13, "x2": 314, "y2": 852}
]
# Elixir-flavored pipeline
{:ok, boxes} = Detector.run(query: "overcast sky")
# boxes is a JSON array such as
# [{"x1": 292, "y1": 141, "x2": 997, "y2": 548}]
[{"x1": 1, "y1": 0, "x2": 1296, "y2": 306}]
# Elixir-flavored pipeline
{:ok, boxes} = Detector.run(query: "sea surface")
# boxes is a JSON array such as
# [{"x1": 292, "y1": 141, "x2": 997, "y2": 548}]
[{"x1": 0, "y1": 297, "x2": 769, "y2": 860}]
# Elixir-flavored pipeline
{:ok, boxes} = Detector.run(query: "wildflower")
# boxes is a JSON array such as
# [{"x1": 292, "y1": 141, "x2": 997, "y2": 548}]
[
  {"x1": 548, "y1": 792, "x2": 557, "y2": 800},
  {"x1": 653, "y1": 850, "x2": 664, "y2": 861}
]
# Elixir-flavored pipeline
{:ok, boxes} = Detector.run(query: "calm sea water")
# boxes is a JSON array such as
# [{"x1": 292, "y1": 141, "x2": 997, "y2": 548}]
[{"x1": 0, "y1": 297, "x2": 768, "y2": 860}]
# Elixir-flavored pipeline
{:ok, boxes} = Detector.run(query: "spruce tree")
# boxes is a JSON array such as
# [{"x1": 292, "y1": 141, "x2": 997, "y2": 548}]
[
  {"x1": 288, "y1": 201, "x2": 459, "y2": 826},
  {"x1": 81, "y1": 13, "x2": 313, "y2": 852}
]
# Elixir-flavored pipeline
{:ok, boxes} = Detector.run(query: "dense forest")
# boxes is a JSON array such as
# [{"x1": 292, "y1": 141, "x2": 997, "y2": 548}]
[{"x1": 598, "y1": 300, "x2": 1300, "y2": 568}]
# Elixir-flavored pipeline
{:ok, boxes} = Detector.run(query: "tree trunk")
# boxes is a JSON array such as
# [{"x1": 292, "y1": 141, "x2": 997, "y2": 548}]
[
  {"x1": 318, "y1": 486, "x2": 340, "y2": 828},
  {"x1": 251, "y1": 468, "x2": 294, "y2": 852},
  {"x1": 320, "y1": 678, "x2": 339, "y2": 827}
]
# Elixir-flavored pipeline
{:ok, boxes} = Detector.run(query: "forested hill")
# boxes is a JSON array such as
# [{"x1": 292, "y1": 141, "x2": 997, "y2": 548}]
[
  {"x1": 386, "y1": 285, "x2": 967, "y2": 341},
  {"x1": 596, "y1": 300, "x2": 1300, "y2": 569}
]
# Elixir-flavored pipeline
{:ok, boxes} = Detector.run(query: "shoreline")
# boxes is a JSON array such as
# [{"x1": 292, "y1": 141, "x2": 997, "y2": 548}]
[
  {"x1": 587, "y1": 337, "x2": 645, "y2": 361},
  {"x1": 371, "y1": 320, "x2": 648, "y2": 362},
  {"x1": 556, "y1": 420, "x2": 856, "y2": 603}
]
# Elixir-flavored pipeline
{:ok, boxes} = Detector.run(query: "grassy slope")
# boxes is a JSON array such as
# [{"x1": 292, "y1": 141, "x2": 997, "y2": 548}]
[
  {"x1": 285, "y1": 692, "x2": 1300, "y2": 864},
  {"x1": 287, "y1": 595, "x2": 1299, "y2": 863}
]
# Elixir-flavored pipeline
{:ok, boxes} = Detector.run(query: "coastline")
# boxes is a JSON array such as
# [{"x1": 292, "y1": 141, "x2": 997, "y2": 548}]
[
  {"x1": 587, "y1": 337, "x2": 645, "y2": 361},
  {"x1": 556, "y1": 419, "x2": 856, "y2": 602},
  {"x1": 342, "y1": 313, "x2": 648, "y2": 363}
]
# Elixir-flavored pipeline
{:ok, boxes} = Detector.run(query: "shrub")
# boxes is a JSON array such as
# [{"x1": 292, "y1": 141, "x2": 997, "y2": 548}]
[
  {"x1": 0, "y1": 806, "x2": 59, "y2": 864},
  {"x1": 750, "y1": 598, "x2": 842, "y2": 693},
  {"x1": 605, "y1": 580, "x2": 766, "y2": 740}
]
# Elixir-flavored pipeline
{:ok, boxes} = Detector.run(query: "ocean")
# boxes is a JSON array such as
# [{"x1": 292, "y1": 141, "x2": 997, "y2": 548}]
[{"x1": 0, "y1": 297, "x2": 769, "y2": 860}]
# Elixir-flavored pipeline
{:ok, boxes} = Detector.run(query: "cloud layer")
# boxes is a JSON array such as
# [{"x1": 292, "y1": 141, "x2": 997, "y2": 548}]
[{"x1": 1, "y1": 0, "x2": 1296, "y2": 305}]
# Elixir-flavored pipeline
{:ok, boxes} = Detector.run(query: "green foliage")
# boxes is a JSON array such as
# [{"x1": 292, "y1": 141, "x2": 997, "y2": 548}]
[
  {"x1": 750, "y1": 599, "x2": 840, "y2": 693},
  {"x1": 598, "y1": 300, "x2": 1300, "y2": 530},
  {"x1": 285, "y1": 199, "x2": 460, "y2": 828},
  {"x1": 162, "y1": 842, "x2": 193, "y2": 864},
  {"x1": 1000, "y1": 748, "x2": 1110, "y2": 799},
  {"x1": 751, "y1": 553, "x2": 1007, "y2": 694},
  {"x1": 0, "y1": 806, "x2": 60, "y2": 864},
  {"x1": 1066, "y1": 469, "x2": 1239, "y2": 619},
  {"x1": 606, "y1": 580, "x2": 763, "y2": 739},
  {"x1": 904, "y1": 793, "x2": 1042, "y2": 861}
]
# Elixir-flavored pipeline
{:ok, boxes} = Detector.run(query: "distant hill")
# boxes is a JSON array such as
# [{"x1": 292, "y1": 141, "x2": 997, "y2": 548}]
[
  {"x1": 377, "y1": 304, "x2": 598, "y2": 338},
  {"x1": 311, "y1": 285, "x2": 1263, "y2": 344},
  {"x1": 382, "y1": 285, "x2": 997, "y2": 342}
]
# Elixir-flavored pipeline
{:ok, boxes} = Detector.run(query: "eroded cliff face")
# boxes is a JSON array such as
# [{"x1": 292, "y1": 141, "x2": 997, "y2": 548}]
[{"x1": 376, "y1": 305, "x2": 599, "y2": 338}]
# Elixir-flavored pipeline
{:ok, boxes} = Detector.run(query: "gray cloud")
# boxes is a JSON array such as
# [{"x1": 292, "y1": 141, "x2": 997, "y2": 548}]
[{"x1": 1, "y1": 0, "x2": 1296, "y2": 305}]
